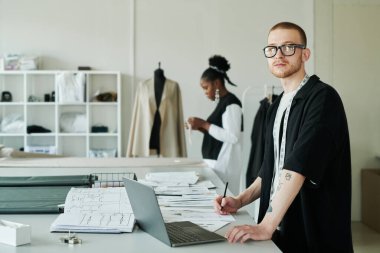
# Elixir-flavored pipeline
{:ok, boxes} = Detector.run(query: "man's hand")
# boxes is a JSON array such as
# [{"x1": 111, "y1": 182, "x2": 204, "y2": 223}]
[
  {"x1": 225, "y1": 223, "x2": 274, "y2": 243},
  {"x1": 214, "y1": 195, "x2": 241, "y2": 215}
]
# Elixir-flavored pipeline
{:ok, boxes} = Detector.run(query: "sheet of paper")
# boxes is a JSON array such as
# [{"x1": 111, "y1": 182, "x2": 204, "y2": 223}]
[
  {"x1": 138, "y1": 179, "x2": 189, "y2": 187},
  {"x1": 194, "y1": 180, "x2": 216, "y2": 189},
  {"x1": 50, "y1": 187, "x2": 135, "y2": 233},
  {"x1": 161, "y1": 207, "x2": 235, "y2": 222},
  {"x1": 154, "y1": 186, "x2": 210, "y2": 195},
  {"x1": 191, "y1": 221, "x2": 230, "y2": 232},
  {"x1": 64, "y1": 187, "x2": 132, "y2": 214},
  {"x1": 145, "y1": 171, "x2": 199, "y2": 184},
  {"x1": 51, "y1": 213, "x2": 135, "y2": 233},
  {"x1": 157, "y1": 194, "x2": 216, "y2": 207},
  {"x1": 161, "y1": 207, "x2": 234, "y2": 232}
]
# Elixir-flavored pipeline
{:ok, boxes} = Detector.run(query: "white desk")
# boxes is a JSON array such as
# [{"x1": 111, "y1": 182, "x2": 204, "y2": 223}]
[{"x1": 0, "y1": 158, "x2": 280, "y2": 253}]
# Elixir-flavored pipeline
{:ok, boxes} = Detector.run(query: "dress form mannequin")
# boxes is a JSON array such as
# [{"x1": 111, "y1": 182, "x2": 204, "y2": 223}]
[
  {"x1": 149, "y1": 63, "x2": 166, "y2": 156},
  {"x1": 154, "y1": 64, "x2": 165, "y2": 108},
  {"x1": 127, "y1": 66, "x2": 187, "y2": 158}
]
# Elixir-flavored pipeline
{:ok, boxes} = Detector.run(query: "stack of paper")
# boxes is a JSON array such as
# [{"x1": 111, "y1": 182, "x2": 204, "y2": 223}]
[
  {"x1": 50, "y1": 187, "x2": 135, "y2": 233},
  {"x1": 145, "y1": 171, "x2": 199, "y2": 185},
  {"x1": 141, "y1": 171, "x2": 234, "y2": 232},
  {"x1": 161, "y1": 207, "x2": 234, "y2": 232}
]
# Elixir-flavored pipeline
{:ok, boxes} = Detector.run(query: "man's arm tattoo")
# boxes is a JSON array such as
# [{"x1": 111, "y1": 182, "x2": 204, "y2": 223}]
[{"x1": 267, "y1": 202, "x2": 273, "y2": 213}]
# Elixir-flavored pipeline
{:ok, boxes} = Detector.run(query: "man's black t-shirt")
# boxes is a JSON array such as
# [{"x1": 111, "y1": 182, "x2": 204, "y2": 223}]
[{"x1": 258, "y1": 75, "x2": 353, "y2": 252}]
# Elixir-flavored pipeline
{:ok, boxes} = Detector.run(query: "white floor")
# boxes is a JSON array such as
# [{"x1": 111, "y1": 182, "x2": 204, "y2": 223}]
[{"x1": 352, "y1": 222, "x2": 380, "y2": 253}]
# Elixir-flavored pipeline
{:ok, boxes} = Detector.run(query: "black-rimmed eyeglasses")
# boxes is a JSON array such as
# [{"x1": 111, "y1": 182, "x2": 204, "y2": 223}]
[{"x1": 263, "y1": 44, "x2": 306, "y2": 58}]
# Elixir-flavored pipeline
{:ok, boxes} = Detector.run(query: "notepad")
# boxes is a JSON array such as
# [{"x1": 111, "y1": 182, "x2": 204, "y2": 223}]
[{"x1": 50, "y1": 187, "x2": 135, "y2": 233}]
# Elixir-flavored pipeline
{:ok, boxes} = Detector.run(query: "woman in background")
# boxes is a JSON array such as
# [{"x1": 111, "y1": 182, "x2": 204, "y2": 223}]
[{"x1": 187, "y1": 55, "x2": 243, "y2": 194}]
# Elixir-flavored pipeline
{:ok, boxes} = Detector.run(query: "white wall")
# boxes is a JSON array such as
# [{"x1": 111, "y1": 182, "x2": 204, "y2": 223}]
[
  {"x1": 315, "y1": 0, "x2": 380, "y2": 221},
  {"x1": 134, "y1": 0, "x2": 314, "y2": 163},
  {"x1": 0, "y1": 0, "x2": 131, "y2": 70},
  {"x1": 0, "y1": 0, "x2": 314, "y2": 161},
  {"x1": 0, "y1": 0, "x2": 134, "y2": 153},
  {"x1": 333, "y1": 2, "x2": 380, "y2": 222}
]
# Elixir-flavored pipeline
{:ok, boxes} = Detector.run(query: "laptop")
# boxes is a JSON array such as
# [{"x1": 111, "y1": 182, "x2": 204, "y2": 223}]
[{"x1": 123, "y1": 178, "x2": 226, "y2": 247}]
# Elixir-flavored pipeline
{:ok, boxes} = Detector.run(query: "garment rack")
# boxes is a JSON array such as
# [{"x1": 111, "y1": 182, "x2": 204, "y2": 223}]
[{"x1": 242, "y1": 84, "x2": 282, "y2": 114}]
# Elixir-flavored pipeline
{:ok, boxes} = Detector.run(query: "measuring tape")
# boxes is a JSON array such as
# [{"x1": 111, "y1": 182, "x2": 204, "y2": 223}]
[{"x1": 271, "y1": 74, "x2": 310, "y2": 200}]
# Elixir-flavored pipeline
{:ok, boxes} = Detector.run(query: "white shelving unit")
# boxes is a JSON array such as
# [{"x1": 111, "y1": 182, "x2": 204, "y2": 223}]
[{"x1": 0, "y1": 70, "x2": 121, "y2": 157}]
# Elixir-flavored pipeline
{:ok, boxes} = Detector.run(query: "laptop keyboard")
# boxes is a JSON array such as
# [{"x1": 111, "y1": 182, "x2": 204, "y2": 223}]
[{"x1": 166, "y1": 223, "x2": 211, "y2": 244}]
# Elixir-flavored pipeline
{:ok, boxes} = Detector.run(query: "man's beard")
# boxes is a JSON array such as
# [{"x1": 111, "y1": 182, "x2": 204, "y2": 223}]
[{"x1": 270, "y1": 58, "x2": 302, "y2": 78}]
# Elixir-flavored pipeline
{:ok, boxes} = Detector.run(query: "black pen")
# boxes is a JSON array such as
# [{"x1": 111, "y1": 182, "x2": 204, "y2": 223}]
[{"x1": 221, "y1": 182, "x2": 228, "y2": 211}]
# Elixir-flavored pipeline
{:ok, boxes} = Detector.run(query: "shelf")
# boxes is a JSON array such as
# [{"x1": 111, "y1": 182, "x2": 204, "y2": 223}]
[
  {"x1": 0, "y1": 133, "x2": 24, "y2": 137},
  {"x1": 0, "y1": 70, "x2": 120, "y2": 75},
  {"x1": 0, "y1": 71, "x2": 24, "y2": 75},
  {"x1": 58, "y1": 133, "x2": 87, "y2": 137},
  {"x1": 27, "y1": 133, "x2": 56, "y2": 137},
  {"x1": 0, "y1": 70, "x2": 121, "y2": 157},
  {"x1": 26, "y1": 102, "x2": 55, "y2": 106},
  {"x1": 89, "y1": 102, "x2": 118, "y2": 106},
  {"x1": 89, "y1": 133, "x2": 118, "y2": 137},
  {"x1": 58, "y1": 102, "x2": 87, "y2": 106},
  {"x1": 0, "y1": 102, "x2": 24, "y2": 106}
]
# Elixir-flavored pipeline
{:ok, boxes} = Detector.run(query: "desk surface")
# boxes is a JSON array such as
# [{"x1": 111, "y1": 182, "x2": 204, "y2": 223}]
[
  {"x1": 0, "y1": 159, "x2": 280, "y2": 253},
  {"x1": 0, "y1": 157, "x2": 205, "y2": 169}
]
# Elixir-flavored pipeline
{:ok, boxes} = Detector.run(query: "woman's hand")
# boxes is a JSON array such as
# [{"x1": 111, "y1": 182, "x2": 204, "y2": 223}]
[{"x1": 187, "y1": 117, "x2": 210, "y2": 132}]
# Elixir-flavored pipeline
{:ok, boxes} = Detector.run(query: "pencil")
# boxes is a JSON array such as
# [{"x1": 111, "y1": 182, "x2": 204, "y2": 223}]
[{"x1": 221, "y1": 182, "x2": 228, "y2": 211}]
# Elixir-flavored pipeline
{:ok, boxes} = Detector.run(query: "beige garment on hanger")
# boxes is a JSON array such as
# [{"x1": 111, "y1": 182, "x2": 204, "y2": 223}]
[{"x1": 127, "y1": 78, "x2": 187, "y2": 157}]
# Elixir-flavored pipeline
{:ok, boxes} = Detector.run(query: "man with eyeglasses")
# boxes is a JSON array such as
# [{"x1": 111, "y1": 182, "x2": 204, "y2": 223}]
[{"x1": 214, "y1": 22, "x2": 353, "y2": 252}]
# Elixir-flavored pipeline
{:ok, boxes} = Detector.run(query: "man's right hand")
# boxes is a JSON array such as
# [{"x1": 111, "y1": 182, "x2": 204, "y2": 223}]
[{"x1": 214, "y1": 195, "x2": 241, "y2": 215}]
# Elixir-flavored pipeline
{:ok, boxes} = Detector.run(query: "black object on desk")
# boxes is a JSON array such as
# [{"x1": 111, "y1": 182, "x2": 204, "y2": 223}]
[{"x1": 0, "y1": 175, "x2": 94, "y2": 187}]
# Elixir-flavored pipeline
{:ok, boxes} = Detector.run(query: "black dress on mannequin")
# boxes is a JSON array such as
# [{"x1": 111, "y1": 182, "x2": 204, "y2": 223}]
[{"x1": 149, "y1": 66, "x2": 166, "y2": 156}]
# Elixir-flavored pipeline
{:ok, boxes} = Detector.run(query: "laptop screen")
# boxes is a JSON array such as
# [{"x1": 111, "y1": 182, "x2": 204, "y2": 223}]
[{"x1": 124, "y1": 178, "x2": 172, "y2": 246}]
